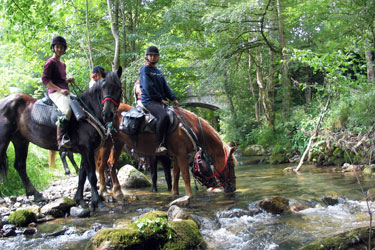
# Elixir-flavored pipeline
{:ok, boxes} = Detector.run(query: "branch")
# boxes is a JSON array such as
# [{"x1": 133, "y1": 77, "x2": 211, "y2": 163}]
[{"x1": 294, "y1": 95, "x2": 331, "y2": 172}]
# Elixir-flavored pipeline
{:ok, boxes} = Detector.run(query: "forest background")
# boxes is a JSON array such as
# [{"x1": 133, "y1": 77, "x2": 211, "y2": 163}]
[{"x1": 1, "y1": 0, "x2": 375, "y2": 195}]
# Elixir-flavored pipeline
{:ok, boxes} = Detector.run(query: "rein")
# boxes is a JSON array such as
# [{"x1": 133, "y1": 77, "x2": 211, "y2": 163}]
[{"x1": 174, "y1": 107, "x2": 235, "y2": 188}]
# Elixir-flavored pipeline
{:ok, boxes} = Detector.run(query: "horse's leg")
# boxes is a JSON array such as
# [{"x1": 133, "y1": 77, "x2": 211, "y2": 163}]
[
  {"x1": 67, "y1": 152, "x2": 79, "y2": 174},
  {"x1": 159, "y1": 155, "x2": 172, "y2": 191},
  {"x1": 150, "y1": 156, "x2": 158, "y2": 192},
  {"x1": 96, "y1": 146, "x2": 110, "y2": 199},
  {"x1": 74, "y1": 161, "x2": 87, "y2": 207},
  {"x1": 83, "y1": 150, "x2": 104, "y2": 209},
  {"x1": 60, "y1": 151, "x2": 71, "y2": 175},
  {"x1": 12, "y1": 136, "x2": 43, "y2": 200},
  {"x1": 172, "y1": 158, "x2": 180, "y2": 196},
  {"x1": 108, "y1": 140, "x2": 125, "y2": 200},
  {"x1": 0, "y1": 137, "x2": 10, "y2": 183},
  {"x1": 176, "y1": 155, "x2": 193, "y2": 197}
]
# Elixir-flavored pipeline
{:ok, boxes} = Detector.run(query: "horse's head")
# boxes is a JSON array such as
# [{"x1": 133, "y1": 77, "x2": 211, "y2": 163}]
[
  {"x1": 100, "y1": 67, "x2": 122, "y2": 125},
  {"x1": 192, "y1": 149, "x2": 218, "y2": 188},
  {"x1": 220, "y1": 145, "x2": 237, "y2": 193}
]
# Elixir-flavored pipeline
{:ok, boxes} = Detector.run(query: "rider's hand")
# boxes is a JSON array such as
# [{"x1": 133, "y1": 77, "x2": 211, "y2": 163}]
[
  {"x1": 67, "y1": 78, "x2": 75, "y2": 84},
  {"x1": 173, "y1": 99, "x2": 179, "y2": 107},
  {"x1": 60, "y1": 89, "x2": 70, "y2": 95},
  {"x1": 161, "y1": 99, "x2": 169, "y2": 106}
]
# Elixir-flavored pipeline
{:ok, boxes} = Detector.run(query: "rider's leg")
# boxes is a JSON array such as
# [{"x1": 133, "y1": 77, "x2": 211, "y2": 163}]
[
  {"x1": 49, "y1": 92, "x2": 72, "y2": 149},
  {"x1": 145, "y1": 101, "x2": 170, "y2": 153}
]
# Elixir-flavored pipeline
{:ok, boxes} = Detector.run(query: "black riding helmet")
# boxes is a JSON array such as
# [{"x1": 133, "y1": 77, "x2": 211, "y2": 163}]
[
  {"x1": 146, "y1": 46, "x2": 159, "y2": 56},
  {"x1": 51, "y1": 36, "x2": 67, "y2": 51}
]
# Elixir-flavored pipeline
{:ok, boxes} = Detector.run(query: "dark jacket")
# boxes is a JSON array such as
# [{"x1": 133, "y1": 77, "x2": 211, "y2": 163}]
[{"x1": 140, "y1": 65, "x2": 176, "y2": 106}]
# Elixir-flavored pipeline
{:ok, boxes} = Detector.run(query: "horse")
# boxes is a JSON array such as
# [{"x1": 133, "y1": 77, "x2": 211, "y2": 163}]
[
  {"x1": 136, "y1": 155, "x2": 172, "y2": 192},
  {"x1": 0, "y1": 68, "x2": 123, "y2": 209},
  {"x1": 97, "y1": 103, "x2": 236, "y2": 198},
  {"x1": 48, "y1": 150, "x2": 79, "y2": 175}
]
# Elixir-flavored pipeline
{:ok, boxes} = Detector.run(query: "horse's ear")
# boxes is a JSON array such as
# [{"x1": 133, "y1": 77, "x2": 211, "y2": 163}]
[{"x1": 117, "y1": 66, "x2": 122, "y2": 78}]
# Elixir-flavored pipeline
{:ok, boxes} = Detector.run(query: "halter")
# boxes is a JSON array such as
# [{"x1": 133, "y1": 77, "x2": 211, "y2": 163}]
[{"x1": 102, "y1": 95, "x2": 119, "y2": 108}]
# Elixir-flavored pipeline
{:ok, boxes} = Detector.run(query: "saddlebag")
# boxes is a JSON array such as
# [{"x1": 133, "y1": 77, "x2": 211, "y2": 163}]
[{"x1": 119, "y1": 107, "x2": 144, "y2": 135}]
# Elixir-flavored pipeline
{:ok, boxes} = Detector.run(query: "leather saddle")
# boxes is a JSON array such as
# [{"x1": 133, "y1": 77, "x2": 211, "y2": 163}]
[
  {"x1": 31, "y1": 94, "x2": 86, "y2": 128},
  {"x1": 31, "y1": 94, "x2": 61, "y2": 128},
  {"x1": 120, "y1": 106, "x2": 179, "y2": 135}
]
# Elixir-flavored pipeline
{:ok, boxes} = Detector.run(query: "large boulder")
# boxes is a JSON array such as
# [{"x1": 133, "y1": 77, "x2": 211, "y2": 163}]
[
  {"x1": 118, "y1": 164, "x2": 152, "y2": 188},
  {"x1": 298, "y1": 227, "x2": 375, "y2": 250},
  {"x1": 88, "y1": 210, "x2": 207, "y2": 250}
]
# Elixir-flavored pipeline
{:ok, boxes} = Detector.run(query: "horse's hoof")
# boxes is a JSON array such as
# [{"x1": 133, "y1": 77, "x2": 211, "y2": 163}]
[
  {"x1": 78, "y1": 200, "x2": 89, "y2": 208},
  {"x1": 32, "y1": 192, "x2": 46, "y2": 202},
  {"x1": 114, "y1": 193, "x2": 124, "y2": 201},
  {"x1": 152, "y1": 188, "x2": 157, "y2": 193}
]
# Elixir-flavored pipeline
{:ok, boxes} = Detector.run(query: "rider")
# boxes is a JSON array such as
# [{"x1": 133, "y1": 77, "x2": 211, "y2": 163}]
[
  {"x1": 89, "y1": 65, "x2": 106, "y2": 88},
  {"x1": 42, "y1": 36, "x2": 75, "y2": 150},
  {"x1": 140, "y1": 46, "x2": 179, "y2": 154}
]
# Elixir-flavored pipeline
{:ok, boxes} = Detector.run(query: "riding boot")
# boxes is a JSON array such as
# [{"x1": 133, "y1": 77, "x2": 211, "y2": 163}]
[{"x1": 57, "y1": 121, "x2": 71, "y2": 150}]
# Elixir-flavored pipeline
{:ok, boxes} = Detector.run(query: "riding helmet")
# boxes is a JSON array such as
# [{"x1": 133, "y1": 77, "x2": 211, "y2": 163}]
[
  {"x1": 146, "y1": 46, "x2": 159, "y2": 56},
  {"x1": 51, "y1": 36, "x2": 67, "y2": 51}
]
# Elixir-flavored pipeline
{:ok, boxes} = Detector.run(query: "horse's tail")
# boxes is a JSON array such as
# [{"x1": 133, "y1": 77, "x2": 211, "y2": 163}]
[
  {"x1": 0, "y1": 148, "x2": 8, "y2": 182},
  {"x1": 48, "y1": 150, "x2": 56, "y2": 169}
]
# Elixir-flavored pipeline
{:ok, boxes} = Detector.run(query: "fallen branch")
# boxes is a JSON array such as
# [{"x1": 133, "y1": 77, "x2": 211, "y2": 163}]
[{"x1": 294, "y1": 95, "x2": 331, "y2": 172}]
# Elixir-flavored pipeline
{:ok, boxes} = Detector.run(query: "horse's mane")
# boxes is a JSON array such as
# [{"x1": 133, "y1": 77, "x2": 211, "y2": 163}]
[{"x1": 175, "y1": 107, "x2": 222, "y2": 144}]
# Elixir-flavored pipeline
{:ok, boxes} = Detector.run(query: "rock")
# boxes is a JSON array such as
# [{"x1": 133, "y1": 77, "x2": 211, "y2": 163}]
[
  {"x1": 258, "y1": 197, "x2": 290, "y2": 214},
  {"x1": 70, "y1": 206, "x2": 90, "y2": 218},
  {"x1": 321, "y1": 197, "x2": 339, "y2": 206},
  {"x1": 117, "y1": 164, "x2": 152, "y2": 188},
  {"x1": 242, "y1": 145, "x2": 266, "y2": 156},
  {"x1": 89, "y1": 210, "x2": 207, "y2": 250},
  {"x1": 8, "y1": 209, "x2": 37, "y2": 227},
  {"x1": 169, "y1": 196, "x2": 190, "y2": 208},
  {"x1": 41, "y1": 197, "x2": 76, "y2": 218},
  {"x1": 168, "y1": 205, "x2": 190, "y2": 220},
  {"x1": 298, "y1": 226, "x2": 375, "y2": 250}
]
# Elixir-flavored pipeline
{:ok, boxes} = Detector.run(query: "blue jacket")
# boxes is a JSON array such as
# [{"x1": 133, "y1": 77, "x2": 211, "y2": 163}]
[{"x1": 140, "y1": 65, "x2": 177, "y2": 106}]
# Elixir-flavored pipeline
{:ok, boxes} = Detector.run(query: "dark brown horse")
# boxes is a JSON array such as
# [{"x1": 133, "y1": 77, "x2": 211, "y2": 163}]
[
  {"x1": 97, "y1": 103, "x2": 236, "y2": 198},
  {"x1": 0, "y1": 68, "x2": 123, "y2": 209}
]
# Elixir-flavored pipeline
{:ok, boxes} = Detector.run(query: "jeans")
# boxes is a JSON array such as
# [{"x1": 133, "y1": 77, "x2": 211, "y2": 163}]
[{"x1": 145, "y1": 101, "x2": 170, "y2": 147}]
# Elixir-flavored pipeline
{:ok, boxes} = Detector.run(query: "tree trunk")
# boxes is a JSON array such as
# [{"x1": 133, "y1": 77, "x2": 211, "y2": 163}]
[
  {"x1": 223, "y1": 71, "x2": 236, "y2": 118},
  {"x1": 365, "y1": 48, "x2": 375, "y2": 82},
  {"x1": 85, "y1": 0, "x2": 94, "y2": 70},
  {"x1": 276, "y1": 0, "x2": 290, "y2": 114},
  {"x1": 107, "y1": 0, "x2": 120, "y2": 71},
  {"x1": 255, "y1": 51, "x2": 271, "y2": 125},
  {"x1": 248, "y1": 51, "x2": 259, "y2": 123}
]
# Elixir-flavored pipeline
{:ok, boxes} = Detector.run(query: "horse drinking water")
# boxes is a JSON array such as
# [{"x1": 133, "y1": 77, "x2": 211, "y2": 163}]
[
  {"x1": 97, "y1": 104, "x2": 236, "y2": 198},
  {"x1": 0, "y1": 68, "x2": 122, "y2": 209}
]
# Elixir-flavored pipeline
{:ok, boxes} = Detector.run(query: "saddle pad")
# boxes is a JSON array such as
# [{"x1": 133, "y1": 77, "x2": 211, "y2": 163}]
[{"x1": 31, "y1": 101, "x2": 56, "y2": 128}]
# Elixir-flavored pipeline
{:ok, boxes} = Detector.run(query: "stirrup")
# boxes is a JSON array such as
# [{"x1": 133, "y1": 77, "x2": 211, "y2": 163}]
[
  {"x1": 155, "y1": 146, "x2": 167, "y2": 154},
  {"x1": 58, "y1": 135, "x2": 71, "y2": 150}
]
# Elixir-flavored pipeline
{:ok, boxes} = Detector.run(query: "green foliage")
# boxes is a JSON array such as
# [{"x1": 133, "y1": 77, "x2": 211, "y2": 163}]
[
  {"x1": 137, "y1": 217, "x2": 173, "y2": 240},
  {"x1": 8, "y1": 209, "x2": 37, "y2": 227},
  {"x1": 0, "y1": 144, "x2": 55, "y2": 197}
]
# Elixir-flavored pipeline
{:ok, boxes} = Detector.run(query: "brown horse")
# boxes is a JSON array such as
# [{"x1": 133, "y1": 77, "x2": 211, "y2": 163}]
[
  {"x1": 0, "y1": 69, "x2": 123, "y2": 208},
  {"x1": 97, "y1": 103, "x2": 236, "y2": 198}
]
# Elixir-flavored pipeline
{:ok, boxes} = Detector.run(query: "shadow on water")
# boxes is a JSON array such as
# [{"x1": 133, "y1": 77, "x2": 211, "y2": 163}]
[{"x1": 1, "y1": 156, "x2": 375, "y2": 249}]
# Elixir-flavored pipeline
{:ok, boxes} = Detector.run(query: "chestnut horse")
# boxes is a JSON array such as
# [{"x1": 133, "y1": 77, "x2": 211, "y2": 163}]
[
  {"x1": 97, "y1": 103, "x2": 236, "y2": 198},
  {"x1": 0, "y1": 69, "x2": 122, "y2": 208}
]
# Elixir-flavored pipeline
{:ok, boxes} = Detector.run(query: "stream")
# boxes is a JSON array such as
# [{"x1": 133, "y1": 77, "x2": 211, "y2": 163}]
[{"x1": 1, "y1": 156, "x2": 375, "y2": 250}]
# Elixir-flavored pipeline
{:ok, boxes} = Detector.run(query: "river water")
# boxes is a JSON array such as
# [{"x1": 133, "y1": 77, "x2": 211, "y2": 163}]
[{"x1": 1, "y1": 156, "x2": 375, "y2": 250}]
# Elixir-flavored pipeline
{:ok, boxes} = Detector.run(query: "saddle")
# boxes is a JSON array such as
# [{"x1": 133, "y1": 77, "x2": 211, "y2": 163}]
[
  {"x1": 31, "y1": 94, "x2": 86, "y2": 128},
  {"x1": 119, "y1": 106, "x2": 179, "y2": 135}
]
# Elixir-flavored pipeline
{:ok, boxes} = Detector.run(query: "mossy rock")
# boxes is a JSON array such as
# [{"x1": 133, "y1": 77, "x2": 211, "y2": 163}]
[
  {"x1": 8, "y1": 209, "x2": 37, "y2": 227},
  {"x1": 298, "y1": 227, "x2": 375, "y2": 250},
  {"x1": 363, "y1": 166, "x2": 375, "y2": 176},
  {"x1": 269, "y1": 146, "x2": 290, "y2": 164},
  {"x1": 89, "y1": 210, "x2": 206, "y2": 250}
]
